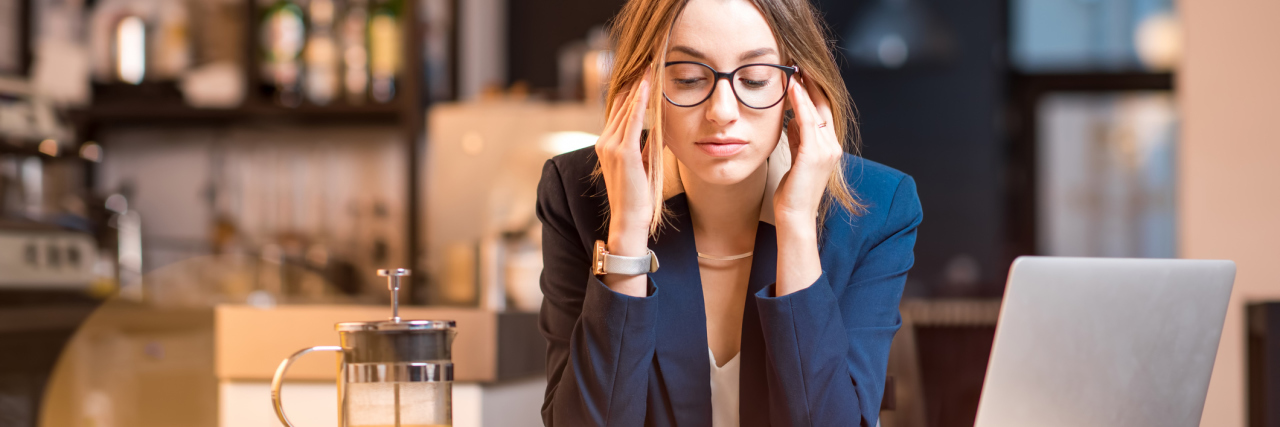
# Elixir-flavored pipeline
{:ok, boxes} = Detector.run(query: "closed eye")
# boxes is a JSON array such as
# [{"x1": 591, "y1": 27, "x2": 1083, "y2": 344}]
[
  {"x1": 738, "y1": 78, "x2": 772, "y2": 89},
  {"x1": 673, "y1": 77, "x2": 708, "y2": 88}
]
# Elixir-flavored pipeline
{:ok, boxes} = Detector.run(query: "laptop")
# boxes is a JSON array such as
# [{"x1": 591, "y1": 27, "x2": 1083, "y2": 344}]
[{"x1": 973, "y1": 256, "x2": 1236, "y2": 427}]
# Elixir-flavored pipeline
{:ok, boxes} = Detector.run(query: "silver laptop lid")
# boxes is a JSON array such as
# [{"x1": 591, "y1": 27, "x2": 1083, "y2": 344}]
[{"x1": 974, "y1": 256, "x2": 1235, "y2": 427}]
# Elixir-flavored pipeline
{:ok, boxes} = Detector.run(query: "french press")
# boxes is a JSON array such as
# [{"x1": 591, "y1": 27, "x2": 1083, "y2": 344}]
[{"x1": 272, "y1": 269, "x2": 457, "y2": 427}]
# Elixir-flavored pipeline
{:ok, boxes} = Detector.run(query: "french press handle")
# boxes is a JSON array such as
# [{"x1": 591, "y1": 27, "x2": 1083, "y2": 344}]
[{"x1": 271, "y1": 346, "x2": 343, "y2": 427}]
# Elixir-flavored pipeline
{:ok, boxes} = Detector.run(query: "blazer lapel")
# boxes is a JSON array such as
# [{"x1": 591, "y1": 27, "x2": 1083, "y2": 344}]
[
  {"x1": 739, "y1": 126, "x2": 789, "y2": 426},
  {"x1": 649, "y1": 194, "x2": 713, "y2": 426},
  {"x1": 739, "y1": 221, "x2": 778, "y2": 426}
]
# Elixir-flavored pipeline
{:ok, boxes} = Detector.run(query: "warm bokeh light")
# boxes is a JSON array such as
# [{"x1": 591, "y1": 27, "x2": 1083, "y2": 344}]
[
  {"x1": 540, "y1": 131, "x2": 599, "y2": 155},
  {"x1": 116, "y1": 16, "x2": 146, "y2": 85},
  {"x1": 1136, "y1": 13, "x2": 1182, "y2": 71},
  {"x1": 38, "y1": 139, "x2": 59, "y2": 157},
  {"x1": 79, "y1": 141, "x2": 103, "y2": 162}
]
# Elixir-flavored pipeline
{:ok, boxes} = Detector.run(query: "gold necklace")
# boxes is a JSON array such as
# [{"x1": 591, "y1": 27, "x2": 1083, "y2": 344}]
[{"x1": 697, "y1": 251, "x2": 753, "y2": 261}]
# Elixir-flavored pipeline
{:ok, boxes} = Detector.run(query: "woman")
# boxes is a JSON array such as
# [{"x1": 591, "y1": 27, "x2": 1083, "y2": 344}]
[{"x1": 536, "y1": 0, "x2": 922, "y2": 425}]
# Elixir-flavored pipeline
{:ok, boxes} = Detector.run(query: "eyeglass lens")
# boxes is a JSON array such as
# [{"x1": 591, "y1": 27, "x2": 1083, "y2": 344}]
[{"x1": 664, "y1": 63, "x2": 788, "y2": 109}]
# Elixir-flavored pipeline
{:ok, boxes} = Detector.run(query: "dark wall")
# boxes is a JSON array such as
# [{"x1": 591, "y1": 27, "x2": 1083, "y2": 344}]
[
  {"x1": 506, "y1": 0, "x2": 626, "y2": 92},
  {"x1": 818, "y1": 0, "x2": 1007, "y2": 297}
]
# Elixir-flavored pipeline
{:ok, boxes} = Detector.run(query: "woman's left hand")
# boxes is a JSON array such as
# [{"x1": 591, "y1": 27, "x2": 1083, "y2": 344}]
[
  {"x1": 774, "y1": 72, "x2": 841, "y2": 224},
  {"x1": 772, "y1": 72, "x2": 841, "y2": 296}
]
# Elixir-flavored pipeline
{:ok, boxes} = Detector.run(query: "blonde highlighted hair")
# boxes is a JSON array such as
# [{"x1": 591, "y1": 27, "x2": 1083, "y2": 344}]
[{"x1": 605, "y1": 0, "x2": 866, "y2": 236}]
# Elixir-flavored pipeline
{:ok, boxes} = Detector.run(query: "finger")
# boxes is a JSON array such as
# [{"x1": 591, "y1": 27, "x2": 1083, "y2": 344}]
[
  {"x1": 796, "y1": 76, "x2": 821, "y2": 127},
  {"x1": 789, "y1": 76, "x2": 820, "y2": 139},
  {"x1": 800, "y1": 76, "x2": 841, "y2": 157},
  {"x1": 797, "y1": 78, "x2": 831, "y2": 146},
  {"x1": 599, "y1": 90, "x2": 631, "y2": 158},
  {"x1": 802, "y1": 75, "x2": 835, "y2": 125},
  {"x1": 796, "y1": 76, "x2": 842, "y2": 162},
  {"x1": 797, "y1": 76, "x2": 844, "y2": 164},
  {"x1": 600, "y1": 91, "x2": 623, "y2": 152},
  {"x1": 611, "y1": 77, "x2": 647, "y2": 147},
  {"x1": 786, "y1": 81, "x2": 816, "y2": 162},
  {"x1": 604, "y1": 82, "x2": 639, "y2": 139},
  {"x1": 786, "y1": 76, "x2": 810, "y2": 127},
  {"x1": 622, "y1": 73, "x2": 652, "y2": 150}
]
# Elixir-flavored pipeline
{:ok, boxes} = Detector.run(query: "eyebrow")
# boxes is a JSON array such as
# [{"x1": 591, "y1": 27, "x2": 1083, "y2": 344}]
[{"x1": 669, "y1": 45, "x2": 779, "y2": 62}]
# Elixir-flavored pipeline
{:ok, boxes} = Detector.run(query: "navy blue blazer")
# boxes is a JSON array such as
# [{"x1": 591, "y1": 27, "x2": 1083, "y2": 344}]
[{"x1": 536, "y1": 146, "x2": 922, "y2": 427}]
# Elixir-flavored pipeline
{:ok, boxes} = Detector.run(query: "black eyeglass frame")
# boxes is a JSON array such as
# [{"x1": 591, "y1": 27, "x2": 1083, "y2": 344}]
[{"x1": 662, "y1": 61, "x2": 799, "y2": 110}]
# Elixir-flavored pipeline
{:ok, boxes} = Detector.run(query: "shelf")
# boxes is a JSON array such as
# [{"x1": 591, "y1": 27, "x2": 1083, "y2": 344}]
[
  {"x1": 70, "y1": 101, "x2": 405, "y2": 127},
  {"x1": 69, "y1": 82, "x2": 407, "y2": 127}
]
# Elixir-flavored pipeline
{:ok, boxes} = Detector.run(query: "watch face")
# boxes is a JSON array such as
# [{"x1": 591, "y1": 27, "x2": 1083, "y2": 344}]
[{"x1": 593, "y1": 240, "x2": 607, "y2": 275}]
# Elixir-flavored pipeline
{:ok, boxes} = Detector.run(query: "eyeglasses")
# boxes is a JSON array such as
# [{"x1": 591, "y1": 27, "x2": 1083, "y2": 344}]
[{"x1": 662, "y1": 61, "x2": 798, "y2": 109}]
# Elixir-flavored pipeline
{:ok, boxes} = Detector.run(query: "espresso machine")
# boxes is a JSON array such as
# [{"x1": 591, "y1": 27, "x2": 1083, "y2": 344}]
[{"x1": 272, "y1": 269, "x2": 457, "y2": 427}]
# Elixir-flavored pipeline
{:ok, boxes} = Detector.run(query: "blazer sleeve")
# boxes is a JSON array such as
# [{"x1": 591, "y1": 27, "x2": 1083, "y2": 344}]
[
  {"x1": 753, "y1": 175, "x2": 922, "y2": 427},
  {"x1": 536, "y1": 159, "x2": 661, "y2": 427}
]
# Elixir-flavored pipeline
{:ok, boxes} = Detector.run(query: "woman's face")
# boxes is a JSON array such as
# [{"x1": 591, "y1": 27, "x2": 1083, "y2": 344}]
[{"x1": 662, "y1": 0, "x2": 786, "y2": 186}]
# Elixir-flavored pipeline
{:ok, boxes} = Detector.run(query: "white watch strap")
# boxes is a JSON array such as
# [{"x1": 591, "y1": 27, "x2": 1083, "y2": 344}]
[{"x1": 602, "y1": 250, "x2": 659, "y2": 275}]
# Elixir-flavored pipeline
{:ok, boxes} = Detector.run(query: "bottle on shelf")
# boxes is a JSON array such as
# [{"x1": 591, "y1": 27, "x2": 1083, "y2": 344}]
[
  {"x1": 153, "y1": 0, "x2": 192, "y2": 80},
  {"x1": 305, "y1": 0, "x2": 340, "y2": 105},
  {"x1": 340, "y1": 0, "x2": 369, "y2": 104},
  {"x1": 261, "y1": 0, "x2": 306, "y2": 107},
  {"x1": 368, "y1": 0, "x2": 401, "y2": 103}
]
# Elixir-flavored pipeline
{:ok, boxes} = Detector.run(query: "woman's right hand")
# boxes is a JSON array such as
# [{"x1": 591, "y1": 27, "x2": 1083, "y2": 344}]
[
  {"x1": 594, "y1": 73, "x2": 654, "y2": 296},
  {"x1": 596, "y1": 73, "x2": 654, "y2": 258}
]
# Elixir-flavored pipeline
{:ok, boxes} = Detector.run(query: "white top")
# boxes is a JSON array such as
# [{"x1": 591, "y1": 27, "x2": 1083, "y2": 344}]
[{"x1": 709, "y1": 348, "x2": 741, "y2": 427}]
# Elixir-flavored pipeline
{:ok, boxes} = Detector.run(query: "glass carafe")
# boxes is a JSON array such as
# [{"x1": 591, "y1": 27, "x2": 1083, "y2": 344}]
[{"x1": 271, "y1": 269, "x2": 456, "y2": 427}]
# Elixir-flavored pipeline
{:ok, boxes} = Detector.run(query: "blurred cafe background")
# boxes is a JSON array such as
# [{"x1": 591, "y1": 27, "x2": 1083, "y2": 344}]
[{"x1": 0, "y1": 0, "x2": 1276, "y2": 426}]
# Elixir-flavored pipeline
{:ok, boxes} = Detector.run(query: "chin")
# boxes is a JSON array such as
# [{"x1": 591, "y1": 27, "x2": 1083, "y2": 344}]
[{"x1": 684, "y1": 155, "x2": 763, "y2": 186}]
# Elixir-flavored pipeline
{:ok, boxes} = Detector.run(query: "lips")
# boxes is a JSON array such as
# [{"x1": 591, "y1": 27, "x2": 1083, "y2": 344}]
[{"x1": 695, "y1": 137, "x2": 749, "y2": 157}]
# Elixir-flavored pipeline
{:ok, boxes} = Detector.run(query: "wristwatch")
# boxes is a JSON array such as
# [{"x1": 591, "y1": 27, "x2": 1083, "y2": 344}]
[{"x1": 592, "y1": 240, "x2": 660, "y2": 276}]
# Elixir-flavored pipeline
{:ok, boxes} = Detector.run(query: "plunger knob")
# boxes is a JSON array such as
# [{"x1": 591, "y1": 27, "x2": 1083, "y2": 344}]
[{"x1": 378, "y1": 268, "x2": 411, "y2": 322}]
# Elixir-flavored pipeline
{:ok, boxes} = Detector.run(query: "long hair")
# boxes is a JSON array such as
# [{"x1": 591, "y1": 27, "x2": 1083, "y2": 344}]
[{"x1": 605, "y1": 0, "x2": 866, "y2": 236}]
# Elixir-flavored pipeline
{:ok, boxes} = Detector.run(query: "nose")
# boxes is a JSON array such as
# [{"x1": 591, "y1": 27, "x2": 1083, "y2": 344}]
[{"x1": 704, "y1": 78, "x2": 739, "y2": 126}]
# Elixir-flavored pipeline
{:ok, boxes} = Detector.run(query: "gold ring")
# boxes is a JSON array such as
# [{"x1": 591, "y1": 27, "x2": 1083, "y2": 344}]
[{"x1": 817, "y1": 122, "x2": 828, "y2": 128}]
